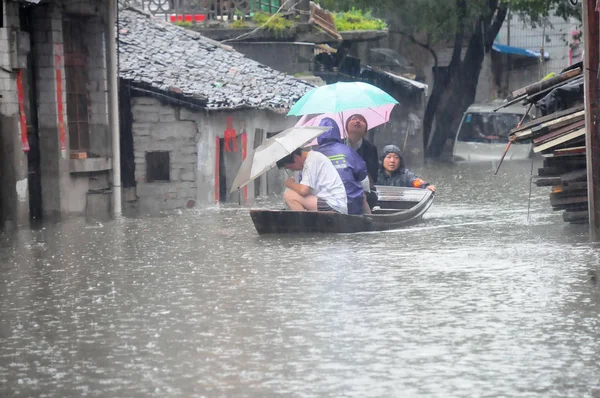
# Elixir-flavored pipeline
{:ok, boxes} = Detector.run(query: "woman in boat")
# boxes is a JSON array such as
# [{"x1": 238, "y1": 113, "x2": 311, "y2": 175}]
[
  {"x1": 345, "y1": 114, "x2": 379, "y2": 208},
  {"x1": 316, "y1": 118, "x2": 371, "y2": 215},
  {"x1": 378, "y1": 145, "x2": 436, "y2": 192}
]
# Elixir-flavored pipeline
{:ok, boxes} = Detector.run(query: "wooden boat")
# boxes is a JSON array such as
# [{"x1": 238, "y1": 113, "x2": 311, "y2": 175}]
[{"x1": 250, "y1": 185, "x2": 435, "y2": 234}]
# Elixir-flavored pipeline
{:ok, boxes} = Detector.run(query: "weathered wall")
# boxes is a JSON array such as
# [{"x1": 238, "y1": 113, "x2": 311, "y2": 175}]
[
  {"x1": 0, "y1": 1, "x2": 30, "y2": 228},
  {"x1": 130, "y1": 96, "x2": 294, "y2": 215},
  {"x1": 31, "y1": 0, "x2": 112, "y2": 219},
  {"x1": 230, "y1": 42, "x2": 314, "y2": 75}
]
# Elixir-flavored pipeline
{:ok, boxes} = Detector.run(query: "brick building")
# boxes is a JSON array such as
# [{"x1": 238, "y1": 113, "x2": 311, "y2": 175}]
[
  {"x1": 118, "y1": 7, "x2": 313, "y2": 215},
  {"x1": 0, "y1": 0, "x2": 117, "y2": 228}
]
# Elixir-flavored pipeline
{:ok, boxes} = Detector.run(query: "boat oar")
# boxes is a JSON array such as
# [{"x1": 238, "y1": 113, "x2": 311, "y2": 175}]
[{"x1": 494, "y1": 103, "x2": 534, "y2": 175}]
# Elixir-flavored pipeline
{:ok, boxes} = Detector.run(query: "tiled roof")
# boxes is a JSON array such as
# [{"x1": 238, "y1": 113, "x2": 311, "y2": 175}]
[{"x1": 118, "y1": 7, "x2": 314, "y2": 111}]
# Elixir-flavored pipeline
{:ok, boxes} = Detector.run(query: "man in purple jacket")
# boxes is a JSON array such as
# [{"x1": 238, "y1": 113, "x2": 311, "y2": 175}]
[
  {"x1": 346, "y1": 114, "x2": 379, "y2": 209},
  {"x1": 316, "y1": 118, "x2": 371, "y2": 215}
]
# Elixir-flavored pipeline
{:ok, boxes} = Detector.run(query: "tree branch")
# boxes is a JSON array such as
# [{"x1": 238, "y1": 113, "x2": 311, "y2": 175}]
[
  {"x1": 389, "y1": 29, "x2": 439, "y2": 68},
  {"x1": 485, "y1": 1, "x2": 508, "y2": 49}
]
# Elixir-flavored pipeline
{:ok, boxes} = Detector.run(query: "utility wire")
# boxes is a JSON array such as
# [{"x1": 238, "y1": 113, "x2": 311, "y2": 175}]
[{"x1": 221, "y1": 0, "x2": 300, "y2": 43}]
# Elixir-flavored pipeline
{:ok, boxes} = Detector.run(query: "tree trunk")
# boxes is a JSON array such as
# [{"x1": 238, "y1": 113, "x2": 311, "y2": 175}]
[
  {"x1": 426, "y1": 1, "x2": 508, "y2": 158},
  {"x1": 423, "y1": 65, "x2": 450, "y2": 150}
]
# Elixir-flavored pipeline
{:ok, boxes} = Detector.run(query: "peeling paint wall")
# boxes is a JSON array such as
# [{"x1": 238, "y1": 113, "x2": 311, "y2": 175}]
[{"x1": 130, "y1": 96, "x2": 295, "y2": 215}]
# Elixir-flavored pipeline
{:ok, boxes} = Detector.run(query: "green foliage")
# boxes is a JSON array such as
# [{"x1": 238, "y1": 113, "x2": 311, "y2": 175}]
[
  {"x1": 505, "y1": 0, "x2": 581, "y2": 24},
  {"x1": 318, "y1": 0, "x2": 580, "y2": 40},
  {"x1": 333, "y1": 8, "x2": 387, "y2": 31},
  {"x1": 316, "y1": 0, "x2": 488, "y2": 42},
  {"x1": 175, "y1": 21, "x2": 193, "y2": 28},
  {"x1": 252, "y1": 11, "x2": 296, "y2": 32},
  {"x1": 231, "y1": 19, "x2": 249, "y2": 29}
]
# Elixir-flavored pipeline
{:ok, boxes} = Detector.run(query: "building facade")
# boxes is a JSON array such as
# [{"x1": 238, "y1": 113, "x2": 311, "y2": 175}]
[
  {"x1": 0, "y1": 0, "x2": 116, "y2": 229},
  {"x1": 0, "y1": 0, "x2": 117, "y2": 229},
  {"x1": 118, "y1": 7, "x2": 312, "y2": 215}
]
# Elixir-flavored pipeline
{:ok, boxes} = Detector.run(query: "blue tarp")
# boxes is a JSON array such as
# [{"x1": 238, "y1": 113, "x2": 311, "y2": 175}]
[{"x1": 492, "y1": 43, "x2": 550, "y2": 60}]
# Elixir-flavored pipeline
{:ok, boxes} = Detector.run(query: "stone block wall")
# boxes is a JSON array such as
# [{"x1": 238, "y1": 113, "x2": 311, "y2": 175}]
[
  {"x1": 132, "y1": 97, "x2": 199, "y2": 214},
  {"x1": 130, "y1": 95, "x2": 294, "y2": 214},
  {"x1": 32, "y1": 4, "x2": 68, "y2": 219},
  {"x1": 31, "y1": 0, "x2": 112, "y2": 218},
  {"x1": 0, "y1": 1, "x2": 29, "y2": 228},
  {"x1": 230, "y1": 42, "x2": 315, "y2": 75}
]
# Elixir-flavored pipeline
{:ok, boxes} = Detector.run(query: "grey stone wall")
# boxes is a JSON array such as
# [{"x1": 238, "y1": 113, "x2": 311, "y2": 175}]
[
  {"x1": 131, "y1": 96, "x2": 294, "y2": 214},
  {"x1": 31, "y1": 0, "x2": 112, "y2": 218},
  {"x1": 0, "y1": 1, "x2": 30, "y2": 228},
  {"x1": 33, "y1": 3, "x2": 67, "y2": 219},
  {"x1": 230, "y1": 42, "x2": 314, "y2": 75},
  {"x1": 133, "y1": 98, "x2": 199, "y2": 214}
]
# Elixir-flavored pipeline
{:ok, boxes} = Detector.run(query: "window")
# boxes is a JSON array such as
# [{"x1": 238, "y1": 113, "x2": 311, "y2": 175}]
[
  {"x1": 63, "y1": 17, "x2": 90, "y2": 152},
  {"x1": 457, "y1": 112, "x2": 527, "y2": 144},
  {"x1": 146, "y1": 152, "x2": 170, "y2": 182}
]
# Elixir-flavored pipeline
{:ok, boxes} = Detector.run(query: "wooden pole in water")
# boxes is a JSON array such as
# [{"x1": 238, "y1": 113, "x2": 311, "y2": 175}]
[
  {"x1": 583, "y1": 0, "x2": 600, "y2": 239},
  {"x1": 494, "y1": 103, "x2": 534, "y2": 176}
]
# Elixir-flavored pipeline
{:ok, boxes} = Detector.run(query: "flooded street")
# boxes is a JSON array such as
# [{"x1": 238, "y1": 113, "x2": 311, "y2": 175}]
[{"x1": 1, "y1": 160, "x2": 600, "y2": 397}]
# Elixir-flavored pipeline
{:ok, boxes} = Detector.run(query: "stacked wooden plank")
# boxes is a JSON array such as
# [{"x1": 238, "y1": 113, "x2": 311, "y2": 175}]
[
  {"x1": 496, "y1": 66, "x2": 583, "y2": 111},
  {"x1": 508, "y1": 68, "x2": 582, "y2": 104},
  {"x1": 508, "y1": 101, "x2": 588, "y2": 224}
]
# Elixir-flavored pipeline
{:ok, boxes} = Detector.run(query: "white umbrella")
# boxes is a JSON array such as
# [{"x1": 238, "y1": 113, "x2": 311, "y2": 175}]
[{"x1": 230, "y1": 126, "x2": 328, "y2": 193}]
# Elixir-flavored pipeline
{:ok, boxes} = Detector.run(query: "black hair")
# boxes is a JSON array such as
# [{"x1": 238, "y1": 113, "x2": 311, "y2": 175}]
[
  {"x1": 345, "y1": 114, "x2": 368, "y2": 132},
  {"x1": 276, "y1": 148, "x2": 303, "y2": 169}
]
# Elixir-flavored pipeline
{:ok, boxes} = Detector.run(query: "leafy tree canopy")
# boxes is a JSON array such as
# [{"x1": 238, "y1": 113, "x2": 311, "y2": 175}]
[
  {"x1": 318, "y1": 0, "x2": 581, "y2": 38},
  {"x1": 505, "y1": 0, "x2": 581, "y2": 23}
]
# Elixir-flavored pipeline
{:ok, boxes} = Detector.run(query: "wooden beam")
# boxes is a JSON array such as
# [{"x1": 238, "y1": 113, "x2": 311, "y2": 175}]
[
  {"x1": 533, "y1": 128, "x2": 586, "y2": 153},
  {"x1": 533, "y1": 176, "x2": 561, "y2": 186},
  {"x1": 510, "y1": 106, "x2": 584, "y2": 135},
  {"x1": 533, "y1": 119, "x2": 586, "y2": 144},
  {"x1": 584, "y1": 0, "x2": 600, "y2": 238},
  {"x1": 511, "y1": 110, "x2": 585, "y2": 142}
]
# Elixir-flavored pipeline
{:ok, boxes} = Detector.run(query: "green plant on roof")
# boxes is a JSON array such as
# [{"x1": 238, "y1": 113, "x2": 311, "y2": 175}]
[
  {"x1": 175, "y1": 20, "x2": 193, "y2": 28},
  {"x1": 333, "y1": 8, "x2": 387, "y2": 31},
  {"x1": 232, "y1": 19, "x2": 249, "y2": 28},
  {"x1": 252, "y1": 11, "x2": 296, "y2": 33},
  {"x1": 234, "y1": 9, "x2": 245, "y2": 19}
]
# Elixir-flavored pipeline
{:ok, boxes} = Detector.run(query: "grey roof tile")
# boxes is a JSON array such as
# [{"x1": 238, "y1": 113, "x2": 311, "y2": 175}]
[{"x1": 118, "y1": 7, "x2": 313, "y2": 111}]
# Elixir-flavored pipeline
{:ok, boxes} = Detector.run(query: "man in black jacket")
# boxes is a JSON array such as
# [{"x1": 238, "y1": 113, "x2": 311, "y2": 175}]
[{"x1": 346, "y1": 114, "x2": 379, "y2": 208}]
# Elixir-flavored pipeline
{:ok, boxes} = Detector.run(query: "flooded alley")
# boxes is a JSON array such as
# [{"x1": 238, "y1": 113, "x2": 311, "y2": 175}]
[{"x1": 1, "y1": 161, "x2": 600, "y2": 397}]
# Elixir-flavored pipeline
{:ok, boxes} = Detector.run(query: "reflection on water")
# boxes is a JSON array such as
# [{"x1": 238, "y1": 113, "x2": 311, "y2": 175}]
[{"x1": 1, "y1": 161, "x2": 600, "y2": 397}]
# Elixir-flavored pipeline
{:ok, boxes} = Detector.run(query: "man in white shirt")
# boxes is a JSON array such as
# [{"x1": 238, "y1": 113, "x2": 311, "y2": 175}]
[{"x1": 276, "y1": 149, "x2": 348, "y2": 214}]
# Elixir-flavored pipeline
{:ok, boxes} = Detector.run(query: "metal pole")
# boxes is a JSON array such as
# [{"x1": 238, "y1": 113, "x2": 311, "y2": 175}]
[
  {"x1": 107, "y1": 0, "x2": 122, "y2": 215},
  {"x1": 583, "y1": 0, "x2": 600, "y2": 238},
  {"x1": 506, "y1": 10, "x2": 511, "y2": 96}
]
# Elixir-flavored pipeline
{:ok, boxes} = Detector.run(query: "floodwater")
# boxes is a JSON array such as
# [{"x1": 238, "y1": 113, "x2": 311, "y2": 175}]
[{"x1": 1, "y1": 160, "x2": 600, "y2": 398}]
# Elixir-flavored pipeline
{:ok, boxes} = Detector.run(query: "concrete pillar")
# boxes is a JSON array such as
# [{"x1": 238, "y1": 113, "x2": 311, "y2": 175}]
[
  {"x1": 0, "y1": 1, "x2": 30, "y2": 228},
  {"x1": 32, "y1": 4, "x2": 70, "y2": 220}
]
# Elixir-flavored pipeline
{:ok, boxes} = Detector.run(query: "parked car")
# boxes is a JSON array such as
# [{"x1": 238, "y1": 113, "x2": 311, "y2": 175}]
[{"x1": 452, "y1": 100, "x2": 533, "y2": 162}]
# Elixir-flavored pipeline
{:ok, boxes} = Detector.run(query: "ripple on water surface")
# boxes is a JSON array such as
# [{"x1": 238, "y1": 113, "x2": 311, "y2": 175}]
[{"x1": 1, "y1": 161, "x2": 599, "y2": 397}]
